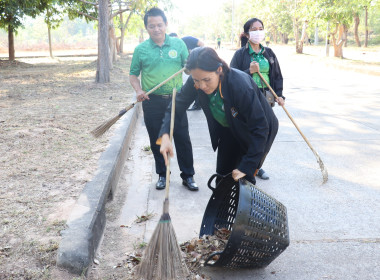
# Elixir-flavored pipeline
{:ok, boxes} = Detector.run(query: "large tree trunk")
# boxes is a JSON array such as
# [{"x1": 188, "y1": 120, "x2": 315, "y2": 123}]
[
  {"x1": 364, "y1": 6, "x2": 368, "y2": 47},
  {"x1": 96, "y1": 0, "x2": 110, "y2": 83},
  {"x1": 343, "y1": 24, "x2": 348, "y2": 47},
  {"x1": 8, "y1": 25, "x2": 15, "y2": 61},
  {"x1": 109, "y1": 22, "x2": 116, "y2": 66},
  {"x1": 331, "y1": 24, "x2": 345, "y2": 58},
  {"x1": 296, "y1": 20, "x2": 308, "y2": 54},
  {"x1": 48, "y1": 25, "x2": 53, "y2": 58},
  {"x1": 354, "y1": 14, "x2": 361, "y2": 47}
]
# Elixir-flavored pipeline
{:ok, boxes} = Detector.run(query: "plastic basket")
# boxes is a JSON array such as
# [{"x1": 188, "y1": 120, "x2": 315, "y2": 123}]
[{"x1": 199, "y1": 173, "x2": 290, "y2": 268}]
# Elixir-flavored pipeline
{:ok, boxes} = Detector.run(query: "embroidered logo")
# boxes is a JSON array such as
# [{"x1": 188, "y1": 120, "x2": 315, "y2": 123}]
[
  {"x1": 231, "y1": 107, "x2": 238, "y2": 118},
  {"x1": 168, "y1": 50, "x2": 178, "y2": 58}
]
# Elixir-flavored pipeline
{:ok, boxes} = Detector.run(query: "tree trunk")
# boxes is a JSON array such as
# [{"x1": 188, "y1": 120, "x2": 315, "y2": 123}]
[
  {"x1": 343, "y1": 24, "x2": 348, "y2": 47},
  {"x1": 364, "y1": 6, "x2": 368, "y2": 47},
  {"x1": 314, "y1": 25, "x2": 319, "y2": 45},
  {"x1": 96, "y1": 0, "x2": 110, "y2": 83},
  {"x1": 332, "y1": 24, "x2": 345, "y2": 59},
  {"x1": 296, "y1": 20, "x2": 308, "y2": 54},
  {"x1": 120, "y1": 11, "x2": 133, "y2": 54},
  {"x1": 293, "y1": 17, "x2": 300, "y2": 53},
  {"x1": 48, "y1": 25, "x2": 54, "y2": 58},
  {"x1": 325, "y1": 21, "x2": 330, "y2": 57},
  {"x1": 109, "y1": 22, "x2": 116, "y2": 66},
  {"x1": 8, "y1": 25, "x2": 15, "y2": 61},
  {"x1": 354, "y1": 14, "x2": 361, "y2": 47}
]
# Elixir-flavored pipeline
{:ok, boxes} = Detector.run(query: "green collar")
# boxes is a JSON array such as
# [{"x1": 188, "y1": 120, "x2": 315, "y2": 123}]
[
  {"x1": 248, "y1": 43, "x2": 264, "y2": 56},
  {"x1": 149, "y1": 34, "x2": 170, "y2": 48}
]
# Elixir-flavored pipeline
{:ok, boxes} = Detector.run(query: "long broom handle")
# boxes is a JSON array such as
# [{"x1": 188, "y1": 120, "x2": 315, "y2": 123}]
[
  {"x1": 129, "y1": 68, "x2": 185, "y2": 108},
  {"x1": 257, "y1": 72, "x2": 317, "y2": 153},
  {"x1": 165, "y1": 88, "x2": 177, "y2": 200}
]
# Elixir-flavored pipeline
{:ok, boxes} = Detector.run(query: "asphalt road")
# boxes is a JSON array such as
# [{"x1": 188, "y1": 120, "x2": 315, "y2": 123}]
[{"x1": 117, "y1": 46, "x2": 380, "y2": 280}]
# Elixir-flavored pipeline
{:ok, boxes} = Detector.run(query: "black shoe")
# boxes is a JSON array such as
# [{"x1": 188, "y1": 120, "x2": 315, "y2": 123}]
[
  {"x1": 257, "y1": 169, "x2": 269, "y2": 180},
  {"x1": 156, "y1": 176, "x2": 166, "y2": 190},
  {"x1": 187, "y1": 104, "x2": 201, "y2": 111},
  {"x1": 182, "y1": 177, "x2": 199, "y2": 191}
]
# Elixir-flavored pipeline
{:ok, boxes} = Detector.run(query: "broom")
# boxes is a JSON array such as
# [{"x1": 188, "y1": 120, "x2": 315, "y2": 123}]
[
  {"x1": 136, "y1": 88, "x2": 189, "y2": 280},
  {"x1": 257, "y1": 72, "x2": 328, "y2": 184},
  {"x1": 90, "y1": 67, "x2": 186, "y2": 138}
]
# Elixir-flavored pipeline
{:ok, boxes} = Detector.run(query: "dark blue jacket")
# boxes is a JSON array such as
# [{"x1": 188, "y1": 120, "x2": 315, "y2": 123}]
[
  {"x1": 159, "y1": 68, "x2": 278, "y2": 176},
  {"x1": 230, "y1": 45, "x2": 284, "y2": 98}
]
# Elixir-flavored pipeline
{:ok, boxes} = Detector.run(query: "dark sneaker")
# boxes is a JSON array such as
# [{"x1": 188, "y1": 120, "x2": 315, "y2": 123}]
[
  {"x1": 257, "y1": 168, "x2": 269, "y2": 180},
  {"x1": 182, "y1": 177, "x2": 199, "y2": 191},
  {"x1": 156, "y1": 176, "x2": 166, "y2": 190}
]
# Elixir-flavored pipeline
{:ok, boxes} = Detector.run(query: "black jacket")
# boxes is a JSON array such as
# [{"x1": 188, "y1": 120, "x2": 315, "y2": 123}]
[
  {"x1": 159, "y1": 68, "x2": 278, "y2": 176},
  {"x1": 230, "y1": 44, "x2": 284, "y2": 98}
]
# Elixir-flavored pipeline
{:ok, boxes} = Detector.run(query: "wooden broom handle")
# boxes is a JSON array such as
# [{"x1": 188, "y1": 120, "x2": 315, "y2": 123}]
[
  {"x1": 145, "y1": 68, "x2": 185, "y2": 97},
  {"x1": 257, "y1": 72, "x2": 319, "y2": 156},
  {"x1": 165, "y1": 88, "x2": 177, "y2": 199}
]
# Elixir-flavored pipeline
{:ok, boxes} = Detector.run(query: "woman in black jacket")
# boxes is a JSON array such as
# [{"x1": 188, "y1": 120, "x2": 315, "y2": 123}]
[
  {"x1": 231, "y1": 17, "x2": 285, "y2": 181},
  {"x1": 158, "y1": 47, "x2": 278, "y2": 184}
]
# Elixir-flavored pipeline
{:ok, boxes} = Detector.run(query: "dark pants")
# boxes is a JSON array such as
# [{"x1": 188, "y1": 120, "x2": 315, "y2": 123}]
[
  {"x1": 216, "y1": 127, "x2": 255, "y2": 185},
  {"x1": 142, "y1": 94, "x2": 195, "y2": 179}
]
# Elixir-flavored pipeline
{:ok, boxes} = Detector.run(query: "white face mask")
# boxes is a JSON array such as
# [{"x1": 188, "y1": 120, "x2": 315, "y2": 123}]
[{"x1": 249, "y1": 30, "x2": 265, "y2": 44}]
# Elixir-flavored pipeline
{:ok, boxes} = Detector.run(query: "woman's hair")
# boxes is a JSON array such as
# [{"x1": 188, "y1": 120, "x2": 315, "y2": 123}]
[
  {"x1": 186, "y1": 47, "x2": 230, "y2": 76},
  {"x1": 144, "y1": 7, "x2": 167, "y2": 28},
  {"x1": 240, "y1": 18, "x2": 264, "y2": 46}
]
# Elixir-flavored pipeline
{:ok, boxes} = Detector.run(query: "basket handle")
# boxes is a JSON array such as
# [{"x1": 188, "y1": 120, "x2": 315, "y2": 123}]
[
  {"x1": 207, "y1": 174, "x2": 221, "y2": 192},
  {"x1": 204, "y1": 251, "x2": 223, "y2": 266}
]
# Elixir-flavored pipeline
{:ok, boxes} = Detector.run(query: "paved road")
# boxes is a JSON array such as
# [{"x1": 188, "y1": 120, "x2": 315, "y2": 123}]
[{"x1": 117, "y1": 47, "x2": 380, "y2": 279}]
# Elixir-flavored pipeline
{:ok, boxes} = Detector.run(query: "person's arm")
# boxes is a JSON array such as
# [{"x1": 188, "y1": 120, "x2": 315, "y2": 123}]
[
  {"x1": 158, "y1": 77, "x2": 198, "y2": 164},
  {"x1": 129, "y1": 75, "x2": 149, "y2": 101},
  {"x1": 230, "y1": 49, "x2": 251, "y2": 75},
  {"x1": 230, "y1": 75, "x2": 269, "y2": 177}
]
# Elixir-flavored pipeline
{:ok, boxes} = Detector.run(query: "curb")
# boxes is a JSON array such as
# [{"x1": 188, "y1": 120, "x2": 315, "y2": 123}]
[{"x1": 56, "y1": 103, "x2": 141, "y2": 275}]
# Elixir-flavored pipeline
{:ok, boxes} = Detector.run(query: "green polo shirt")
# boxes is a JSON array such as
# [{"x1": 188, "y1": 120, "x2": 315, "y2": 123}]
[
  {"x1": 129, "y1": 35, "x2": 188, "y2": 95},
  {"x1": 208, "y1": 88, "x2": 229, "y2": 127},
  {"x1": 248, "y1": 43, "x2": 270, "y2": 88}
]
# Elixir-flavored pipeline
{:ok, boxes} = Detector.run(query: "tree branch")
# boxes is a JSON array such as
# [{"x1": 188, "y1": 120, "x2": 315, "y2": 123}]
[
  {"x1": 78, "y1": 11, "x2": 98, "y2": 21},
  {"x1": 110, "y1": 8, "x2": 130, "y2": 19},
  {"x1": 78, "y1": 0, "x2": 98, "y2": 6}
]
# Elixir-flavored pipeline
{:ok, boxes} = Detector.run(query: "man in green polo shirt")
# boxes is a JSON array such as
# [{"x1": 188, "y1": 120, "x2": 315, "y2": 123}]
[{"x1": 129, "y1": 7, "x2": 198, "y2": 191}]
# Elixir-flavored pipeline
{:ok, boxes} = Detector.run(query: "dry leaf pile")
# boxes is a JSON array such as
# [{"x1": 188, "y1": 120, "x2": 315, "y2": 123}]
[{"x1": 180, "y1": 228, "x2": 231, "y2": 277}]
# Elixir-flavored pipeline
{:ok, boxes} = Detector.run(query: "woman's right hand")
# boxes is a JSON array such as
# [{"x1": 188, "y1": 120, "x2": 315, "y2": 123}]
[
  {"x1": 159, "y1": 134, "x2": 174, "y2": 166},
  {"x1": 249, "y1": 61, "x2": 260, "y2": 74}
]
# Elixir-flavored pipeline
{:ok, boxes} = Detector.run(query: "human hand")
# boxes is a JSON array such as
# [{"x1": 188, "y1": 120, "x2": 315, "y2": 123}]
[
  {"x1": 276, "y1": 97, "x2": 285, "y2": 106},
  {"x1": 137, "y1": 90, "x2": 149, "y2": 102},
  {"x1": 159, "y1": 134, "x2": 174, "y2": 166},
  {"x1": 249, "y1": 61, "x2": 260, "y2": 74},
  {"x1": 232, "y1": 169, "x2": 246, "y2": 181}
]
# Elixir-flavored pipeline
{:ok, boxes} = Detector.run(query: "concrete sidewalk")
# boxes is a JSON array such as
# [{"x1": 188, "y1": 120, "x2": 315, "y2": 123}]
[{"x1": 117, "y1": 54, "x2": 380, "y2": 279}]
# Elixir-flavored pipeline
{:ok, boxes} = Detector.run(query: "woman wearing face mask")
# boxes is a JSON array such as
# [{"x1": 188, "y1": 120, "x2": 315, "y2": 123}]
[
  {"x1": 231, "y1": 18, "x2": 285, "y2": 181},
  {"x1": 158, "y1": 47, "x2": 278, "y2": 184}
]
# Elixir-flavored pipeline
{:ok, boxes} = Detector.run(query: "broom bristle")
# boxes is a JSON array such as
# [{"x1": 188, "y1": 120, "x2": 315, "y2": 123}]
[
  {"x1": 90, "y1": 114, "x2": 122, "y2": 138},
  {"x1": 91, "y1": 104, "x2": 134, "y2": 138},
  {"x1": 136, "y1": 213, "x2": 189, "y2": 280}
]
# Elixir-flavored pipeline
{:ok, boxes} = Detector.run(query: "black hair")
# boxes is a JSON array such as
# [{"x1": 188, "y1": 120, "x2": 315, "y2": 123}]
[
  {"x1": 144, "y1": 7, "x2": 167, "y2": 28},
  {"x1": 186, "y1": 47, "x2": 230, "y2": 79},
  {"x1": 169, "y1": 32, "x2": 178, "y2": 37},
  {"x1": 240, "y1": 18, "x2": 264, "y2": 46}
]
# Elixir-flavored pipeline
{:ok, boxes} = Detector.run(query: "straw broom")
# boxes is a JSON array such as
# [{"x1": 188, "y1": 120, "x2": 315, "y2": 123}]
[
  {"x1": 136, "y1": 88, "x2": 189, "y2": 280},
  {"x1": 257, "y1": 72, "x2": 328, "y2": 184},
  {"x1": 90, "y1": 68, "x2": 185, "y2": 138}
]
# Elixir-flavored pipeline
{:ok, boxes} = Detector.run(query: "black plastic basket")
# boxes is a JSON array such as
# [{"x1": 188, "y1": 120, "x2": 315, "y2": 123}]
[{"x1": 199, "y1": 173, "x2": 289, "y2": 268}]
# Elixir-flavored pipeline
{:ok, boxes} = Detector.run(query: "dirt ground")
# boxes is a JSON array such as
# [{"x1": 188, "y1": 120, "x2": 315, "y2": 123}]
[{"x1": 0, "y1": 53, "x2": 135, "y2": 279}]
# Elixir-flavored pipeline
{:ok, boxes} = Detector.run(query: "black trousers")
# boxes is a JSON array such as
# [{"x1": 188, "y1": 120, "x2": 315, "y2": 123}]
[
  {"x1": 216, "y1": 127, "x2": 256, "y2": 185},
  {"x1": 142, "y1": 94, "x2": 195, "y2": 179}
]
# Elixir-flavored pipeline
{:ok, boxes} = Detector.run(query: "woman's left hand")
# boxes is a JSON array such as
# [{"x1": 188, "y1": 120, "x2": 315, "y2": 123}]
[
  {"x1": 276, "y1": 97, "x2": 285, "y2": 106},
  {"x1": 232, "y1": 169, "x2": 246, "y2": 181}
]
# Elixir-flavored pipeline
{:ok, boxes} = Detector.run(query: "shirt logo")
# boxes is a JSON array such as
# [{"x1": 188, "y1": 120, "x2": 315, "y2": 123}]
[{"x1": 168, "y1": 50, "x2": 178, "y2": 58}]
